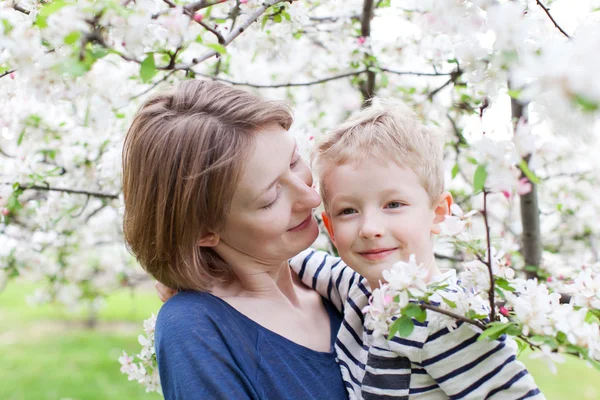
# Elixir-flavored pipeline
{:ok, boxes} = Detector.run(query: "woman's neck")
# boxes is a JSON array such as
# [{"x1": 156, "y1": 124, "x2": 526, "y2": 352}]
[{"x1": 211, "y1": 259, "x2": 304, "y2": 307}]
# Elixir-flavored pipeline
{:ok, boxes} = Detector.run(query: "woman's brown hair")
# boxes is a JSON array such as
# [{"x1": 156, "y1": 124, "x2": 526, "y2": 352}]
[{"x1": 122, "y1": 80, "x2": 293, "y2": 291}]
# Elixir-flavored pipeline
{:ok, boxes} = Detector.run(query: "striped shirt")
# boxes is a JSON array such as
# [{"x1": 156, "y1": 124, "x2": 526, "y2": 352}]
[{"x1": 290, "y1": 249, "x2": 545, "y2": 400}]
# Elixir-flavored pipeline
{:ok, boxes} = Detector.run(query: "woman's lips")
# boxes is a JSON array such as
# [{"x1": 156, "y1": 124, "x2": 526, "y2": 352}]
[
  {"x1": 288, "y1": 214, "x2": 313, "y2": 232},
  {"x1": 358, "y1": 248, "x2": 398, "y2": 261}
]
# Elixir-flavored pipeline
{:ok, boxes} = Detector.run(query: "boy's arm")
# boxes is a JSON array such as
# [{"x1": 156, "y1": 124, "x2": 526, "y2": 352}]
[
  {"x1": 289, "y1": 248, "x2": 358, "y2": 312},
  {"x1": 419, "y1": 323, "x2": 545, "y2": 399}
]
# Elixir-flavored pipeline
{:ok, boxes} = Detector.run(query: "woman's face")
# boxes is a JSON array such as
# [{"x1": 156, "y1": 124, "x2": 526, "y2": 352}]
[{"x1": 213, "y1": 123, "x2": 321, "y2": 267}]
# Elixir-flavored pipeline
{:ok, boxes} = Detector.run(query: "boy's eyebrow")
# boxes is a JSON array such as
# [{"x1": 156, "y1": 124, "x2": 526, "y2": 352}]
[{"x1": 255, "y1": 142, "x2": 298, "y2": 201}]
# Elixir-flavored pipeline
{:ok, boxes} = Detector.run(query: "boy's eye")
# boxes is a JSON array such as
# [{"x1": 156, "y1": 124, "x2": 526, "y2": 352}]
[
  {"x1": 339, "y1": 208, "x2": 357, "y2": 216},
  {"x1": 386, "y1": 201, "x2": 404, "y2": 209}
]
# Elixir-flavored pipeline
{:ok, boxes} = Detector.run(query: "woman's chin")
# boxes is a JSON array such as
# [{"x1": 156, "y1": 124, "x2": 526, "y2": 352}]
[{"x1": 288, "y1": 216, "x2": 320, "y2": 253}]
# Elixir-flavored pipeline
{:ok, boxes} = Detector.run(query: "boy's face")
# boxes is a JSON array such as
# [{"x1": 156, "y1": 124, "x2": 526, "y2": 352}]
[{"x1": 322, "y1": 157, "x2": 448, "y2": 288}]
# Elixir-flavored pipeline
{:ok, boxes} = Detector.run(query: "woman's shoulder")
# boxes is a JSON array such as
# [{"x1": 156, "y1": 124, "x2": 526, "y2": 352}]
[{"x1": 156, "y1": 291, "x2": 235, "y2": 334}]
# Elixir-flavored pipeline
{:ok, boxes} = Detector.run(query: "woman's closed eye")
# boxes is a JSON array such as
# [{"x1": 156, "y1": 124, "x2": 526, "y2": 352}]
[{"x1": 262, "y1": 190, "x2": 280, "y2": 210}]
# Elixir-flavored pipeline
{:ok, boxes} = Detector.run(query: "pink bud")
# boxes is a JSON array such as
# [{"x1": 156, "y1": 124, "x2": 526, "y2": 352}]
[
  {"x1": 309, "y1": 136, "x2": 314, "y2": 141},
  {"x1": 193, "y1": 13, "x2": 204, "y2": 22},
  {"x1": 9, "y1": 72, "x2": 15, "y2": 80},
  {"x1": 499, "y1": 306, "x2": 509, "y2": 317},
  {"x1": 384, "y1": 295, "x2": 393, "y2": 305},
  {"x1": 502, "y1": 190, "x2": 511, "y2": 199},
  {"x1": 1, "y1": 208, "x2": 9, "y2": 216},
  {"x1": 546, "y1": 276, "x2": 553, "y2": 282},
  {"x1": 358, "y1": 36, "x2": 366, "y2": 45},
  {"x1": 517, "y1": 177, "x2": 532, "y2": 196},
  {"x1": 121, "y1": 41, "x2": 126, "y2": 47},
  {"x1": 240, "y1": 0, "x2": 249, "y2": 3}
]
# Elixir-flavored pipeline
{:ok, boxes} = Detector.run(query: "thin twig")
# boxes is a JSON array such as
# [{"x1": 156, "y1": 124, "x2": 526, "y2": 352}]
[
  {"x1": 536, "y1": 0, "x2": 570, "y2": 39},
  {"x1": 181, "y1": 0, "x2": 288, "y2": 71},
  {"x1": 420, "y1": 303, "x2": 487, "y2": 330},
  {"x1": 0, "y1": 70, "x2": 16, "y2": 79},
  {"x1": 482, "y1": 190, "x2": 496, "y2": 322},
  {"x1": 130, "y1": 70, "x2": 177, "y2": 100},
  {"x1": 196, "y1": 70, "x2": 367, "y2": 88},
  {"x1": 13, "y1": 4, "x2": 30, "y2": 14},
  {"x1": 381, "y1": 68, "x2": 453, "y2": 77},
  {"x1": 6, "y1": 183, "x2": 119, "y2": 200},
  {"x1": 434, "y1": 253, "x2": 464, "y2": 263}
]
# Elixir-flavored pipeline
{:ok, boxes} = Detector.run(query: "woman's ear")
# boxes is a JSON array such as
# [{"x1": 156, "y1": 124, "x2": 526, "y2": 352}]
[
  {"x1": 321, "y1": 211, "x2": 336, "y2": 246},
  {"x1": 431, "y1": 191, "x2": 453, "y2": 234},
  {"x1": 197, "y1": 233, "x2": 220, "y2": 247}
]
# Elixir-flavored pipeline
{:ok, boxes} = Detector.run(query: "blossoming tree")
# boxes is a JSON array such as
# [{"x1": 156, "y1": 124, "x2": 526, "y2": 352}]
[{"x1": 1, "y1": 0, "x2": 599, "y2": 393}]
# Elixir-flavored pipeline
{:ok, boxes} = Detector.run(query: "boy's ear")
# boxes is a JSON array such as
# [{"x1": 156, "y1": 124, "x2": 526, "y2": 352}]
[
  {"x1": 431, "y1": 191, "x2": 453, "y2": 234},
  {"x1": 197, "y1": 233, "x2": 220, "y2": 247},
  {"x1": 321, "y1": 211, "x2": 337, "y2": 246}
]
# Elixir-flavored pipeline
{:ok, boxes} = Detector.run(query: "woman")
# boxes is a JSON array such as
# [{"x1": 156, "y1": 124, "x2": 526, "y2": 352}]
[{"x1": 122, "y1": 80, "x2": 348, "y2": 400}]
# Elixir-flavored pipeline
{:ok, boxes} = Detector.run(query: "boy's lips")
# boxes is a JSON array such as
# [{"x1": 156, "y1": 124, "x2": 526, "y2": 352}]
[{"x1": 358, "y1": 247, "x2": 398, "y2": 261}]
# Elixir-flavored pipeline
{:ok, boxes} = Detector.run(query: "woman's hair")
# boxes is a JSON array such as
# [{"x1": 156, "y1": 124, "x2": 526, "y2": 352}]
[{"x1": 122, "y1": 80, "x2": 293, "y2": 291}]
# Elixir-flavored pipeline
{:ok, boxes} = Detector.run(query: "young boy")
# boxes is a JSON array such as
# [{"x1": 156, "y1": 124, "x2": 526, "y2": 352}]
[{"x1": 289, "y1": 101, "x2": 544, "y2": 400}]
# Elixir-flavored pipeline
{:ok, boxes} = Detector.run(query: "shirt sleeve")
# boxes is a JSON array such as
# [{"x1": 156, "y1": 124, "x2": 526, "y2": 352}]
[
  {"x1": 289, "y1": 249, "x2": 358, "y2": 313},
  {"x1": 419, "y1": 323, "x2": 545, "y2": 400},
  {"x1": 155, "y1": 297, "x2": 258, "y2": 400}
]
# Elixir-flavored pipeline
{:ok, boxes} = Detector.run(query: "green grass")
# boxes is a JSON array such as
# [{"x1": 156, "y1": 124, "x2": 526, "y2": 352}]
[
  {"x1": 0, "y1": 280, "x2": 163, "y2": 400},
  {"x1": 0, "y1": 280, "x2": 598, "y2": 399}
]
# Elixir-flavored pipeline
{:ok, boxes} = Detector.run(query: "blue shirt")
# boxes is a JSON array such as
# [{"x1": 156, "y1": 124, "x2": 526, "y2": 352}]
[{"x1": 155, "y1": 291, "x2": 349, "y2": 400}]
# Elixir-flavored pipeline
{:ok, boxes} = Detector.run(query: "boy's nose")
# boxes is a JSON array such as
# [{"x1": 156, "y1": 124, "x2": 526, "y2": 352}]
[{"x1": 359, "y1": 216, "x2": 384, "y2": 240}]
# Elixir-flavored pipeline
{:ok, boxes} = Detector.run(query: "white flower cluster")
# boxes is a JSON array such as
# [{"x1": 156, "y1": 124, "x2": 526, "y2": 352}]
[{"x1": 119, "y1": 314, "x2": 161, "y2": 394}]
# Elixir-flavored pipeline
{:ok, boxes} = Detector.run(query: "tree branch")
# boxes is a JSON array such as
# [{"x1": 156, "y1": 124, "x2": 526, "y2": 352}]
[
  {"x1": 359, "y1": 0, "x2": 376, "y2": 105},
  {"x1": 12, "y1": 4, "x2": 30, "y2": 14},
  {"x1": 536, "y1": 0, "x2": 570, "y2": 39},
  {"x1": 179, "y1": 0, "x2": 289, "y2": 71},
  {"x1": 196, "y1": 70, "x2": 367, "y2": 88},
  {"x1": 381, "y1": 68, "x2": 453, "y2": 77},
  {"x1": 420, "y1": 303, "x2": 487, "y2": 331},
  {"x1": 6, "y1": 183, "x2": 119, "y2": 200},
  {"x1": 482, "y1": 190, "x2": 496, "y2": 322},
  {"x1": 160, "y1": 0, "x2": 225, "y2": 44},
  {"x1": 427, "y1": 68, "x2": 462, "y2": 100},
  {"x1": 0, "y1": 70, "x2": 16, "y2": 79}
]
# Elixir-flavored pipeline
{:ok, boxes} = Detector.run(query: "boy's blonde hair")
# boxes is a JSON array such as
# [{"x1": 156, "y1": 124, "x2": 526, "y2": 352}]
[{"x1": 312, "y1": 99, "x2": 445, "y2": 209}]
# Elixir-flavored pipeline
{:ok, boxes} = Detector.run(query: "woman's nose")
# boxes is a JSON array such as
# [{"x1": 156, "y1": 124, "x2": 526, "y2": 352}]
[{"x1": 291, "y1": 182, "x2": 321, "y2": 213}]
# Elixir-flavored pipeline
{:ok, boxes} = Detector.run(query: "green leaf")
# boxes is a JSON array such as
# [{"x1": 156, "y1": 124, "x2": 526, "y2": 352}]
[
  {"x1": 261, "y1": 14, "x2": 269, "y2": 29},
  {"x1": 2, "y1": 19, "x2": 14, "y2": 35},
  {"x1": 518, "y1": 160, "x2": 541, "y2": 185},
  {"x1": 206, "y1": 43, "x2": 227, "y2": 55},
  {"x1": 515, "y1": 338, "x2": 528, "y2": 357},
  {"x1": 388, "y1": 315, "x2": 415, "y2": 339},
  {"x1": 441, "y1": 296, "x2": 457, "y2": 308},
  {"x1": 574, "y1": 94, "x2": 599, "y2": 112},
  {"x1": 508, "y1": 89, "x2": 522, "y2": 99},
  {"x1": 473, "y1": 165, "x2": 487, "y2": 193},
  {"x1": 283, "y1": 12, "x2": 291, "y2": 22},
  {"x1": 402, "y1": 303, "x2": 427, "y2": 323},
  {"x1": 64, "y1": 31, "x2": 81, "y2": 45},
  {"x1": 17, "y1": 130, "x2": 25, "y2": 146},
  {"x1": 495, "y1": 277, "x2": 516, "y2": 292},
  {"x1": 273, "y1": 14, "x2": 282, "y2": 23},
  {"x1": 451, "y1": 164, "x2": 459, "y2": 179},
  {"x1": 478, "y1": 322, "x2": 513, "y2": 341},
  {"x1": 466, "y1": 156, "x2": 478, "y2": 165},
  {"x1": 557, "y1": 203, "x2": 563, "y2": 212},
  {"x1": 36, "y1": 0, "x2": 68, "y2": 29},
  {"x1": 140, "y1": 53, "x2": 157, "y2": 83}
]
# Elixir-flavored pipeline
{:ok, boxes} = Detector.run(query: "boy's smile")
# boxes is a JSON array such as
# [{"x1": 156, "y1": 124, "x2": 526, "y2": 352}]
[{"x1": 322, "y1": 156, "x2": 450, "y2": 289}]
